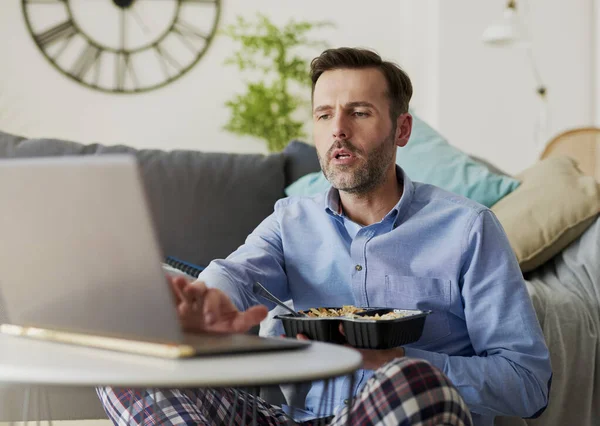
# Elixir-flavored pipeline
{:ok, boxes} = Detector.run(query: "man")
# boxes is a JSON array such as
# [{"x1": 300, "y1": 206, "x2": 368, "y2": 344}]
[{"x1": 98, "y1": 47, "x2": 550, "y2": 426}]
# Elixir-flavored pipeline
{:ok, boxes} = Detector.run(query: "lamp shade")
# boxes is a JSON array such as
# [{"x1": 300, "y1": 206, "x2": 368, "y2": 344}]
[{"x1": 482, "y1": 6, "x2": 526, "y2": 46}]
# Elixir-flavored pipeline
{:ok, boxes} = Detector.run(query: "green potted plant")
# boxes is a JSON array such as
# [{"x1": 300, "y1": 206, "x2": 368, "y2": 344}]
[{"x1": 221, "y1": 14, "x2": 332, "y2": 152}]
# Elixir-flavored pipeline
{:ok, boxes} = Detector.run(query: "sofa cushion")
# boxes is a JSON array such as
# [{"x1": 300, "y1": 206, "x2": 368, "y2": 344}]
[
  {"x1": 469, "y1": 154, "x2": 512, "y2": 177},
  {"x1": 0, "y1": 133, "x2": 287, "y2": 267},
  {"x1": 491, "y1": 156, "x2": 600, "y2": 272},
  {"x1": 397, "y1": 115, "x2": 521, "y2": 207}
]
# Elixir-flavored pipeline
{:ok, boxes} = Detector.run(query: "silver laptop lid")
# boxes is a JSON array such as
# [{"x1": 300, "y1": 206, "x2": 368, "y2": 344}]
[{"x1": 0, "y1": 155, "x2": 184, "y2": 344}]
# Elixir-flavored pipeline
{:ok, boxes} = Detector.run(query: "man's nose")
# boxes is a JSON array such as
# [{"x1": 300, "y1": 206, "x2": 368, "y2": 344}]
[{"x1": 332, "y1": 115, "x2": 350, "y2": 140}]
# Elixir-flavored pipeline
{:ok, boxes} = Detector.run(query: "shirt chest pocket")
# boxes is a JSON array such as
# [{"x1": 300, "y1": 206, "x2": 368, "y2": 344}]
[{"x1": 384, "y1": 275, "x2": 451, "y2": 345}]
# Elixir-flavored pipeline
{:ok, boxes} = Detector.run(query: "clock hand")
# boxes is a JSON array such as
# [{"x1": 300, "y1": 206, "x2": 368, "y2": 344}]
[
  {"x1": 131, "y1": 7, "x2": 151, "y2": 35},
  {"x1": 120, "y1": 8, "x2": 126, "y2": 51}
]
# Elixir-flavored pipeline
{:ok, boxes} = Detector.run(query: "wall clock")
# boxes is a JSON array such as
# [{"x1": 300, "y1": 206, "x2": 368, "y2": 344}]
[{"x1": 22, "y1": 0, "x2": 221, "y2": 94}]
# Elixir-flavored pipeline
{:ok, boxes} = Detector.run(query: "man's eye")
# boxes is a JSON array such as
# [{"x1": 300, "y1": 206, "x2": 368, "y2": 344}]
[
  {"x1": 318, "y1": 114, "x2": 331, "y2": 120},
  {"x1": 353, "y1": 111, "x2": 368, "y2": 117}
]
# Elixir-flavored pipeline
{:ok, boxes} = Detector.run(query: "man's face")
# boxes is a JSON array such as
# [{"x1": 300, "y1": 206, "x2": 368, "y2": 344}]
[{"x1": 312, "y1": 68, "x2": 405, "y2": 195}]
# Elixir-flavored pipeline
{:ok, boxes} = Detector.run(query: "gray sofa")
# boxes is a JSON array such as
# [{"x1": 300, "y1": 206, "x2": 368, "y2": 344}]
[
  {"x1": 0, "y1": 130, "x2": 321, "y2": 421},
  {"x1": 4, "y1": 130, "x2": 593, "y2": 426}
]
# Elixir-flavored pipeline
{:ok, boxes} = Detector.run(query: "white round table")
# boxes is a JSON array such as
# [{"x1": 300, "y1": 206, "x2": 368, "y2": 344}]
[
  {"x1": 0, "y1": 334, "x2": 363, "y2": 424},
  {"x1": 0, "y1": 334, "x2": 362, "y2": 387}
]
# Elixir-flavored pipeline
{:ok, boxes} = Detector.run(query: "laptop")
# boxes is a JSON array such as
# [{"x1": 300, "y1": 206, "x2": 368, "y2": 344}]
[{"x1": 0, "y1": 155, "x2": 309, "y2": 358}]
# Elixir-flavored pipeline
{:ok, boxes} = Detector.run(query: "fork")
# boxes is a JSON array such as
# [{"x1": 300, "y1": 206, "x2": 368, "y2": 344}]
[{"x1": 252, "y1": 282, "x2": 306, "y2": 317}]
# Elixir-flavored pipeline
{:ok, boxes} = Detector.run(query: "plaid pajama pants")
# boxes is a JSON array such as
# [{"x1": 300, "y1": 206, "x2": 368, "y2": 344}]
[{"x1": 97, "y1": 357, "x2": 472, "y2": 426}]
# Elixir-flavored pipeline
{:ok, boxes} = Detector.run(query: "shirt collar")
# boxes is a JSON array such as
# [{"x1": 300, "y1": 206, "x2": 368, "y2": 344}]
[{"x1": 324, "y1": 165, "x2": 415, "y2": 228}]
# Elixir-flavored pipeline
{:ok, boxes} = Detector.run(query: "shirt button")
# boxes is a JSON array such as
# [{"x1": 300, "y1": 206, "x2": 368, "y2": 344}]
[{"x1": 355, "y1": 265, "x2": 363, "y2": 271}]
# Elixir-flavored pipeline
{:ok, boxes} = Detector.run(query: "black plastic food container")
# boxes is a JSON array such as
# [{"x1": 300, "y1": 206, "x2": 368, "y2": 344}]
[{"x1": 275, "y1": 307, "x2": 431, "y2": 349}]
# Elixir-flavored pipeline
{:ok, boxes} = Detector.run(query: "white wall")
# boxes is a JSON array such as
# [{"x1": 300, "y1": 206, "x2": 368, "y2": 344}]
[
  {"x1": 0, "y1": 0, "x2": 425, "y2": 154},
  {"x1": 0, "y1": 0, "x2": 596, "y2": 174},
  {"x1": 436, "y1": 0, "x2": 596, "y2": 174}
]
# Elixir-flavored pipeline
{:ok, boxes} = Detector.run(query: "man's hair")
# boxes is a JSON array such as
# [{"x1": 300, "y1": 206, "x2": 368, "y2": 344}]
[{"x1": 310, "y1": 47, "x2": 413, "y2": 121}]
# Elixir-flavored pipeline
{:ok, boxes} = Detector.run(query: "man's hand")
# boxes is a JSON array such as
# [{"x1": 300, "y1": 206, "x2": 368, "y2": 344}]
[
  {"x1": 294, "y1": 323, "x2": 405, "y2": 370},
  {"x1": 168, "y1": 275, "x2": 268, "y2": 334}
]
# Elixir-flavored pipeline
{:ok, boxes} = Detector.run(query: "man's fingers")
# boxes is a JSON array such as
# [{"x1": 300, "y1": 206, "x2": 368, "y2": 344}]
[
  {"x1": 201, "y1": 286, "x2": 223, "y2": 320},
  {"x1": 296, "y1": 333, "x2": 310, "y2": 341},
  {"x1": 240, "y1": 305, "x2": 269, "y2": 331},
  {"x1": 169, "y1": 276, "x2": 189, "y2": 304},
  {"x1": 230, "y1": 305, "x2": 268, "y2": 333},
  {"x1": 183, "y1": 281, "x2": 207, "y2": 307},
  {"x1": 177, "y1": 302, "x2": 192, "y2": 317},
  {"x1": 175, "y1": 282, "x2": 268, "y2": 335},
  {"x1": 247, "y1": 304, "x2": 269, "y2": 322}
]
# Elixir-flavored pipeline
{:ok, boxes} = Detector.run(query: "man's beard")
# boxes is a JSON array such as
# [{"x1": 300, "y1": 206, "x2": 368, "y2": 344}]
[{"x1": 317, "y1": 129, "x2": 397, "y2": 195}]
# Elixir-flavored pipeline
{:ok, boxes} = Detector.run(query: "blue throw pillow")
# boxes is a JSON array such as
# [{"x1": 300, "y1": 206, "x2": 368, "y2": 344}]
[{"x1": 285, "y1": 115, "x2": 520, "y2": 208}]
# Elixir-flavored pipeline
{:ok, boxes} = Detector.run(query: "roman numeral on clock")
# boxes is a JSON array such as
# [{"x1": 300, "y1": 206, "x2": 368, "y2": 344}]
[
  {"x1": 71, "y1": 43, "x2": 102, "y2": 82},
  {"x1": 115, "y1": 52, "x2": 139, "y2": 92},
  {"x1": 173, "y1": 19, "x2": 208, "y2": 52},
  {"x1": 34, "y1": 19, "x2": 77, "y2": 48},
  {"x1": 154, "y1": 44, "x2": 182, "y2": 79}
]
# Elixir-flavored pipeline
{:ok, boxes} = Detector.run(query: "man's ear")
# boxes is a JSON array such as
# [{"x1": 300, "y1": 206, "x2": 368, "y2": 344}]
[{"x1": 395, "y1": 113, "x2": 412, "y2": 148}]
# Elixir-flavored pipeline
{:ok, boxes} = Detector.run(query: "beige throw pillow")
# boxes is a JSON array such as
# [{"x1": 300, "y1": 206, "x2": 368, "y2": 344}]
[{"x1": 491, "y1": 156, "x2": 600, "y2": 272}]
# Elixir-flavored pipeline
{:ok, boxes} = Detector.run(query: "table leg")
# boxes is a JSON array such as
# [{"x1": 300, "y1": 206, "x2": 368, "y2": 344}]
[
  {"x1": 124, "y1": 388, "x2": 135, "y2": 424},
  {"x1": 6, "y1": 401, "x2": 14, "y2": 426},
  {"x1": 140, "y1": 388, "x2": 160, "y2": 426},
  {"x1": 22, "y1": 386, "x2": 30, "y2": 424},
  {"x1": 228, "y1": 388, "x2": 239, "y2": 426},
  {"x1": 240, "y1": 388, "x2": 249, "y2": 425},
  {"x1": 152, "y1": 388, "x2": 158, "y2": 423},
  {"x1": 42, "y1": 387, "x2": 53, "y2": 426},
  {"x1": 18, "y1": 386, "x2": 46, "y2": 426},
  {"x1": 139, "y1": 389, "x2": 147, "y2": 426},
  {"x1": 251, "y1": 387, "x2": 258, "y2": 426},
  {"x1": 36, "y1": 387, "x2": 41, "y2": 425}
]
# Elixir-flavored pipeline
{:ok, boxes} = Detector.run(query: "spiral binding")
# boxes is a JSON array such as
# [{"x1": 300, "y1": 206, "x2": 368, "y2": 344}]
[{"x1": 164, "y1": 256, "x2": 205, "y2": 278}]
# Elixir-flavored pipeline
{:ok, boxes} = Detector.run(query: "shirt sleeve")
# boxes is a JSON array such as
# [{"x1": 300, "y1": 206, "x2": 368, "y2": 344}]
[
  {"x1": 197, "y1": 199, "x2": 289, "y2": 312},
  {"x1": 404, "y1": 209, "x2": 552, "y2": 419}
]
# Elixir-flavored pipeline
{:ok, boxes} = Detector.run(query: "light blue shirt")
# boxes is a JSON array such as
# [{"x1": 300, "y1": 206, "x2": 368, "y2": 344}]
[{"x1": 199, "y1": 167, "x2": 552, "y2": 426}]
